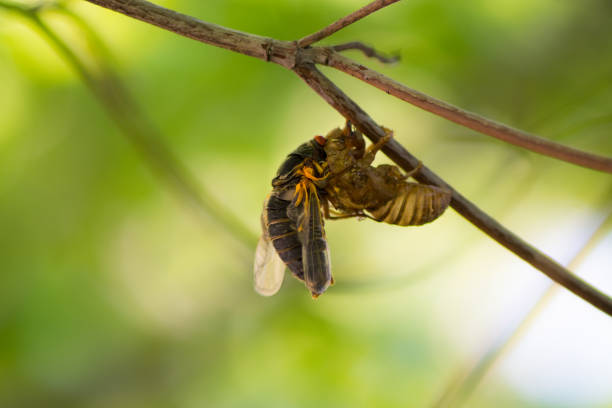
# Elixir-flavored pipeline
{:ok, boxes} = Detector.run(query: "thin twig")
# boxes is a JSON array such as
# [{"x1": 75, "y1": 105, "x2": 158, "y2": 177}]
[
  {"x1": 82, "y1": 0, "x2": 612, "y2": 174},
  {"x1": 316, "y1": 51, "x2": 612, "y2": 173},
  {"x1": 297, "y1": 0, "x2": 402, "y2": 48},
  {"x1": 432, "y1": 209, "x2": 612, "y2": 408},
  {"x1": 331, "y1": 41, "x2": 399, "y2": 64},
  {"x1": 79, "y1": 0, "x2": 612, "y2": 314},
  {"x1": 3, "y1": 2, "x2": 258, "y2": 251},
  {"x1": 83, "y1": 0, "x2": 298, "y2": 68},
  {"x1": 293, "y1": 64, "x2": 612, "y2": 317}
]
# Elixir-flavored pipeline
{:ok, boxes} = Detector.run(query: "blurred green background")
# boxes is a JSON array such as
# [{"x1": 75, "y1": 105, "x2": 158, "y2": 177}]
[{"x1": 1, "y1": 1, "x2": 612, "y2": 407}]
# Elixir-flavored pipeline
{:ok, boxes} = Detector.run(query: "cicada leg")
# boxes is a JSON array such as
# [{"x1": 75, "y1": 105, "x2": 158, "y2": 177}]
[
  {"x1": 296, "y1": 160, "x2": 331, "y2": 190},
  {"x1": 322, "y1": 200, "x2": 376, "y2": 221},
  {"x1": 403, "y1": 161, "x2": 423, "y2": 179},
  {"x1": 360, "y1": 126, "x2": 393, "y2": 165}
]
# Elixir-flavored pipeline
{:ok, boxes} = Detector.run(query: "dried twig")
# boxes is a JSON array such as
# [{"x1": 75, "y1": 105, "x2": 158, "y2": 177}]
[
  {"x1": 83, "y1": 0, "x2": 298, "y2": 68},
  {"x1": 79, "y1": 0, "x2": 612, "y2": 315},
  {"x1": 331, "y1": 41, "x2": 399, "y2": 64},
  {"x1": 297, "y1": 0, "x2": 402, "y2": 48},
  {"x1": 316, "y1": 51, "x2": 612, "y2": 172},
  {"x1": 84, "y1": 0, "x2": 612, "y2": 173}
]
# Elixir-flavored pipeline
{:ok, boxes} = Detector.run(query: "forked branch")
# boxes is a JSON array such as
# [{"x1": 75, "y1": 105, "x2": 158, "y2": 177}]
[
  {"x1": 85, "y1": 0, "x2": 612, "y2": 173},
  {"x1": 331, "y1": 41, "x2": 400, "y2": 64},
  {"x1": 82, "y1": 0, "x2": 612, "y2": 316}
]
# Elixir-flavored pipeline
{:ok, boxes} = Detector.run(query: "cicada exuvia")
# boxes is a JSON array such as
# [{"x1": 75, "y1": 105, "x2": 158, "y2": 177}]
[
  {"x1": 322, "y1": 121, "x2": 452, "y2": 226},
  {"x1": 254, "y1": 136, "x2": 333, "y2": 298}
]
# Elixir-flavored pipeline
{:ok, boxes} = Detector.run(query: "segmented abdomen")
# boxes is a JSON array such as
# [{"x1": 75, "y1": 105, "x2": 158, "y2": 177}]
[
  {"x1": 263, "y1": 193, "x2": 304, "y2": 280},
  {"x1": 368, "y1": 183, "x2": 452, "y2": 226}
]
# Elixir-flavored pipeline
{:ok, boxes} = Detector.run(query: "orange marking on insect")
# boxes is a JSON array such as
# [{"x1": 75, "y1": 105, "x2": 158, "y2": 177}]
[
  {"x1": 294, "y1": 182, "x2": 304, "y2": 206},
  {"x1": 300, "y1": 166, "x2": 327, "y2": 182},
  {"x1": 314, "y1": 135, "x2": 327, "y2": 146},
  {"x1": 313, "y1": 161, "x2": 327, "y2": 175}
]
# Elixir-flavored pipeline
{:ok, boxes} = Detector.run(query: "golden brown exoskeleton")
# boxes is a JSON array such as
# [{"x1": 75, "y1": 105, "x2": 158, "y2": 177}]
[{"x1": 321, "y1": 122, "x2": 452, "y2": 226}]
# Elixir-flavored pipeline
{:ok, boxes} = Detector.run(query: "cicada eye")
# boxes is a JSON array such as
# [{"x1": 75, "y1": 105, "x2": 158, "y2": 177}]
[{"x1": 314, "y1": 135, "x2": 327, "y2": 146}]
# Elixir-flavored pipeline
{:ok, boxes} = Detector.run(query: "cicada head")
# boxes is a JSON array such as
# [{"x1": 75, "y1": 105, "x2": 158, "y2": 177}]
[{"x1": 324, "y1": 121, "x2": 366, "y2": 167}]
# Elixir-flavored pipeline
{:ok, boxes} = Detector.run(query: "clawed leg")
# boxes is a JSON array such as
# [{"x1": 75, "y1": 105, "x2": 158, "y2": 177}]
[
  {"x1": 297, "y1": 160, "x2": 330, "y2": 189},
  {"x1": 327, "y1": 212, "x2": 365, "y2": 220},
  {"x1": 403, "y1": 161, "x2": 423, "y2": 179},
  {"x1": 322, "y1": 201, "x2": 360, "y2": 220},
  {"x1": 323, "y1": 203, "x2": 375, "y2": 222},
  {"x1": 361, "y1": 127, "x2": 393, "y2": 165}
]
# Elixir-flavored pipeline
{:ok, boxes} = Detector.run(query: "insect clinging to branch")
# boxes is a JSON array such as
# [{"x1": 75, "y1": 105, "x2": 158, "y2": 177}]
[
  {"x1": 254, "y1": 122, "x2": 452, "y2": 298},
  {"x1": 322, "y1": 121, "x2": 452, "y2": 226}
]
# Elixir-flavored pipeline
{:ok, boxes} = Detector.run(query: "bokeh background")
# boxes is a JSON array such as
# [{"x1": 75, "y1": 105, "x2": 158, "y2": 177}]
[{"x1": 1, "y1": 0, "x2": 612, "y2": 407}]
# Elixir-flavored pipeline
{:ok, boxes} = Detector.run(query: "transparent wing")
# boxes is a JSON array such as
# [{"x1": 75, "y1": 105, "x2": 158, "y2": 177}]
[{"x1": 254, "y1": 234, "x2": 286, "y2": 296}]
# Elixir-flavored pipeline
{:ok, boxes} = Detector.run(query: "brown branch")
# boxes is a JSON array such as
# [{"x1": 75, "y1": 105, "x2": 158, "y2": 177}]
[
  {"x1": 297, "y1": 0, "x2": 402, "y2": 48},
  {"x1": 84, "y1": 0, "x2": 612, "y2": 174},
  {"x1": 83, "y1": 0, "x2": 612, "y2": 315},
  {"x1": 315, "y1": 51, "x2": 612, "y2": 173},
  {"x1": 331, "y1": 41, "x2": 399, "y2": 64},
  {"x1": 293, "y1": 64, "x2": 612, "y2": 317},
  {"x1": 83, "y1": 0, "x2": 298, "y2": 69}
]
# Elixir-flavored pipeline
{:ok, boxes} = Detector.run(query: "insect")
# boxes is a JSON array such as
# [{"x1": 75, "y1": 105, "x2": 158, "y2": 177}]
[
  {"x1": 254, "y1": 137, "x2": 332, "y2": 298},
  {"x1": 322, "y1": 121, "x2": 452, "y2": 226},
  {"x1": 254, "y1": 122, "x2": 452, "y2": 298}
]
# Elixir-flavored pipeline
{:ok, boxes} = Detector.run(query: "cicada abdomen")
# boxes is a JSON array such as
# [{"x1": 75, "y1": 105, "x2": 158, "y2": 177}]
[
  {"x1": 262, "y1": 191, "x2": 304, "y2": 280},
  {"x1": 367, "y1": 182, "x2": 452, "y2": 226}
]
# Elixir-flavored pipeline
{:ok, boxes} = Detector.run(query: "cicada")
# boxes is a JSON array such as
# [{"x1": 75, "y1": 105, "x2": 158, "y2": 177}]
[
  {"x1": 254, "y1": 122, "x2": 451, "y2": 298},
  {"x1": 254, "y1": 136, "x2": 332, "y2": 298},
  {"x1": 322, "y1": 121, "x2": 452, "y2": 226}
]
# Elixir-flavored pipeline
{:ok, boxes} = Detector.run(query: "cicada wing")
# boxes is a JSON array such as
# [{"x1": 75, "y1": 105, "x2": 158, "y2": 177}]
[
  {"x1": 254, "y1": 233, "x2": 286, "y2": 296},
  {"x1": 298, "y1": 186, "x2": 332, "y2": 297}
]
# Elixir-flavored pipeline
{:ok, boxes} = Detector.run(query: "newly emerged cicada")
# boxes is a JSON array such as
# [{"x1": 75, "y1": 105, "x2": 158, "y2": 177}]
[
  {"x1": 322, "y1": 121, "x2": 452, "y2": 226},
  {"x1": 254, "y1": 137, "x2": 332, "y2": 298}
]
